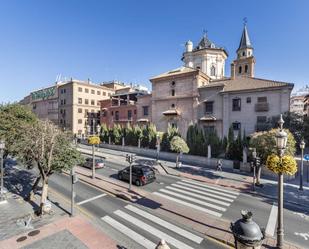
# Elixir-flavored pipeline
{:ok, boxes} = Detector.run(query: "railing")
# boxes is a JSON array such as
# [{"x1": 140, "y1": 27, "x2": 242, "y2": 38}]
[
  {"x1": 255, "y1": 123, "x2": 271, "y2": 131},
  {"x1": 112, "y1": 118, "x2": 133, "y2": 122},
  {"x1": 255, "y1": 102, "x2": 269, "y2": 112}
]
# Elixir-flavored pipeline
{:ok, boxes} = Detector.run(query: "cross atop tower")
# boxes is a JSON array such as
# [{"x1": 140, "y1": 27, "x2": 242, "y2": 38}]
[
  {"x1": 203, "y1": 29, "x2": 208, "y2": 38},
  {"x1": 243, "y1": 17, "x2": 248, "y2": 26}
]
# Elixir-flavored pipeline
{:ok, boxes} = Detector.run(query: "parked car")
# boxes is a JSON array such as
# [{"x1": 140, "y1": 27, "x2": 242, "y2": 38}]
[
  {"x1": 83, "y1": 157, "x2": 105, "y2": 169},
  {"x1": 118, "y1": 165, "x2": 156, "y2": 186}
]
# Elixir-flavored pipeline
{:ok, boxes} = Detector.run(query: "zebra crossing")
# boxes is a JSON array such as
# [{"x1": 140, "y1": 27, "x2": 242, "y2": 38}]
[
  {"x1": 153, "y1": 179, "x2": 239, "y2": 218},
  {"x1": 101, "y1": 204, "x2": 205, "y2": 249}
]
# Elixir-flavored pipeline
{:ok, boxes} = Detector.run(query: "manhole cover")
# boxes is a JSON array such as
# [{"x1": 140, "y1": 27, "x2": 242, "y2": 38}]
[
  {"x1": 28, "y1": 230, "x2": 40, "y2": 236},
  {"x1": 16, "y1": 236, "x2": 27, "y2": 242}
]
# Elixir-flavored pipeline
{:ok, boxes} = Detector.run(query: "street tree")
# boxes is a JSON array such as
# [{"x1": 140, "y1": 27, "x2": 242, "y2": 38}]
[
  {"x1": 0, "y1": 104, "x2": 37, "y2": 159},
  {"x1": 15, "y1": 120, "x2": 83, "y2": 215},
  {"x1": 100, "y1": 123, "x2": 109, "y2": 143},
  {"x1": 170, "y1": 136, "x2": 189, "y2": 168},
  {"x1": 161, "y1": 124, "x2": 181, "y2": 152},
  {"x1": 250, "y1": 128, "x2": 296, "y2": 184},
  {"x1": 134, "y1": 125, "x2": 143, "y2": 147}
]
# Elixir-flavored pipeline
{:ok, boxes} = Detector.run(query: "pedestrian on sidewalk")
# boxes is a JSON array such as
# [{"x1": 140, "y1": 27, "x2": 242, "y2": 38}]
[{"x1": 216, "y1": 159, "x2": 223, "y2": 171}]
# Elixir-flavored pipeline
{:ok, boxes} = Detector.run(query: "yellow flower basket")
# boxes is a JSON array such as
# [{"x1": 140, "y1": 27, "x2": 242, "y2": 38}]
[
  {"x1": 266, "y1": 154, "x2": 297, "y2": 175},
  {"x1": 88, "y1": 136, "x2": 100, "y2": 145}
]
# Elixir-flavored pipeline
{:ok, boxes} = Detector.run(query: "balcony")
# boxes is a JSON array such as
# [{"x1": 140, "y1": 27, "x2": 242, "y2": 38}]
[
  {"x1": 112, "y1": 117, "x2": 133, "y2": 122},
  {"x1": 255, "y1": 102, "x2": 269, "y2": 112}
]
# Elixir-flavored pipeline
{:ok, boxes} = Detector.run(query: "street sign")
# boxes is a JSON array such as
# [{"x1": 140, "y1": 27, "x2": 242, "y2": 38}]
[{"x1": 304, "y1": 154, "x2": 309, "y2": 161}]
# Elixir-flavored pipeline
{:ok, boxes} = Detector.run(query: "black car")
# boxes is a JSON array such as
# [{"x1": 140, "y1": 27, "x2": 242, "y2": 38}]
[{"x1": 118, "y1": 165, "x2": 156, "y2": 186}]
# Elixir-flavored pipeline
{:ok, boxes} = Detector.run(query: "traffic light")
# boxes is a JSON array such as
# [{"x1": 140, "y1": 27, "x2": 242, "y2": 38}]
[{"x1": 131, "y1": 154, "x2": 136, "y2": 163}]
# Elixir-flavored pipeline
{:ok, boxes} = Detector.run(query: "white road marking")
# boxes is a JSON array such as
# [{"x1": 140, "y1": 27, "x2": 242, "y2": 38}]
[
  {"x1": 294, "y1": 232, "x2": 309, "y2": 241},
  {"x1": 166, "y1": 186, "x2": 230, "y2": 206},
  {"x1": 125, "y1": 204, "x2": 203, "y2": 244},
  {"x1": 153, "y1": 192, "x2": 222, "y2": 217},
  {"x1": 101, "y1": 216, "x2": 156, "y2": 248},
  {"x1": 177, "y1": 181, "x2": 238, "y2": 199},
  {"x1": 293, "y1": 211, "x2": 309, "y2": 221},
  {"x1": 171, "y1": 183, "x2": 234, "y2": 202},
  {"x1": 182, "y1": 179, "x2": 239, "y2": 195},
  {"x1": 114, "y1": 210, "x2": 195, "y2": 249},
  {"x1": 76, "y1": 194, "x2": 107, "y2": 206},
  {"x1": 159, "y1": 189, "x2": 226, "y2": 211},
  {"x1": 265, "y1": 203, "x2": 278, "y2": 237}
]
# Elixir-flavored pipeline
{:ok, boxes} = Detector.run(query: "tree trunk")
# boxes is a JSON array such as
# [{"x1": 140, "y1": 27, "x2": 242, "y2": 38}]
[
  {"x1": 38, "y1": 179, "x2": 49, "y2": 215},
  {"x1": 176, "y1": 154, "x2": 179, "y2": 168},
  {"x1": 25, "y1": 176, "x2": 41, "y2": 201}
]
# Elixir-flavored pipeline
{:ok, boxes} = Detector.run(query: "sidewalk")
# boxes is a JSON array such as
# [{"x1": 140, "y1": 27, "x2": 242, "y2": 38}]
[
  {"x1": 0, "y1": 215, "x2": 117, "y2": 249},
  {"x1": 0, "y1": 163, "x2": 119, "y2": 249}
]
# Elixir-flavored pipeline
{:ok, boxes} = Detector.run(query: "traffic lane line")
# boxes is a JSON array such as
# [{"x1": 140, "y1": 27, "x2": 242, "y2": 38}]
[
  {"x1": 265, "y1": 202, "x2": 278, "y2": 237},
  {"x1": 48, "y1": 187, "x2": 94, "y2": 220},
  {"x1": 76, "y1": 193, "x2": 107, "y2": 206}
]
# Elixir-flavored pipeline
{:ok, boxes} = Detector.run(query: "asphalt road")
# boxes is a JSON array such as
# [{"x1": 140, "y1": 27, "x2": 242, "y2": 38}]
[
  {"x1": 79, "y1": 150, "x2": 309, "y2": 248},
  {"x1": 48, "y1": 173, "x2": 228, "y2": 249}
]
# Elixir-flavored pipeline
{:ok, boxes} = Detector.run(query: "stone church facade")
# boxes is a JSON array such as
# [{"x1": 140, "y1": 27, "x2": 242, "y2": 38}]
[{"x1": 149, "y1": 24, "x2": 293, "y2": 138}]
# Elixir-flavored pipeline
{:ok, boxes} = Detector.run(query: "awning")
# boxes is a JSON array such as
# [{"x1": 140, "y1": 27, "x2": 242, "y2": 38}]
[
  {"x1": 162, "y1": 109, "x2": 179, "y2": 116},
  {"x1": 137, "y1": 118, "x2": 149, "y2": 122},
  {"x1": 199, "y1": 115, "x2": 217, "y2": 121}
]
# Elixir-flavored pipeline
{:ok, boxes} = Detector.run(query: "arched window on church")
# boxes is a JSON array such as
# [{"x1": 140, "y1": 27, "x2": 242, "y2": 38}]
[
  {"x1": 245, "y1": 65, "x2": 248, "y2": 73},
  {"x1": 211, "y1": 66, "x2": 216, "y2": 76},
  {"x1": 239, "y1": 66, "x2": 242, "y2": 74}
]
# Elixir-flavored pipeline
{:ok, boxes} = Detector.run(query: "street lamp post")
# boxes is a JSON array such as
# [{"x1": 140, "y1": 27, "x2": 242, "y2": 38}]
[
  {"x1": 252, "y1": 148, "x2": 257, "y2": 191},
  {"x1": 275, "y1": 114, "x2": 288, "y2": 249},
  {"x1": 0, "y1": 140, "x2": 5, "y2": 202},
  {"x1": 96, "y1": 124, "x2": 101, "y2": 151},
  {"x1": 156, "y1": 134, "x2": 160, "y2": 162},
  {"x1": 299, "y1": 140, "x2": 305, "y2": 191},
  {"x1": 86, "y1": 124, "x2": 96, "y2": 179},
  {"x1": 70, "y1": 166, "x2": 78, "y2": 217}
]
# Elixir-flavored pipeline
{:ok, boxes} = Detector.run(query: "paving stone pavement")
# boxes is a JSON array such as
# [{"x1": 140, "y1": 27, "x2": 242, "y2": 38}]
[
  {"x1": 0, "y1": 198, "x2": 34, "y2": 240},
  {"x1": 20, "y1": 230, "x2": 88, "y2": 249},
  {"x1": 0, "y1": 163, "x2": 65, "y2": 242}
]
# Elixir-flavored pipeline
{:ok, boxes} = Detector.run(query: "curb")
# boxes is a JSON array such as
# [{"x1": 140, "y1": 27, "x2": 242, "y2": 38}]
[
  {"x1": 207, "y1": 234, "x2": 234, "y2": 248},
  {"x1": 77, "y1": 149, "x2": 107, "y2": 159}
]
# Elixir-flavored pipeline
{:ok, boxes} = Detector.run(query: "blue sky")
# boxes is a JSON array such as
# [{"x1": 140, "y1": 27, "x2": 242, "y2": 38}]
[{"x1": 1, "y1": 0, "x2": 309, "y2": 102}]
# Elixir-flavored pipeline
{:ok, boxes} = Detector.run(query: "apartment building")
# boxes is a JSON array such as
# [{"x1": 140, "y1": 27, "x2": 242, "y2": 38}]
[
  {"x1": 20, "y1": 85, "x2": 59, "y2": 124},
  {"x1": 100, "y1": 85, "x2": 149, "y2": 127},
  {"x1": 57, "y1": 80, "x2": 114, "y2": 136}
]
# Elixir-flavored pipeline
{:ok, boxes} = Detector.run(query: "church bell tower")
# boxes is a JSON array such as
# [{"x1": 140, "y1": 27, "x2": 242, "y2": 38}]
[{"x1": 231, "y1": 21, "x2": 256, "y2": 78}]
